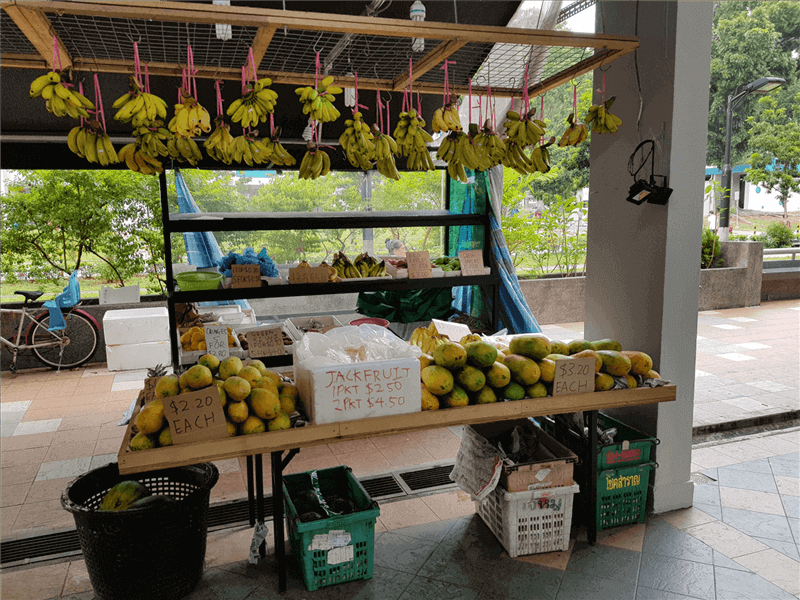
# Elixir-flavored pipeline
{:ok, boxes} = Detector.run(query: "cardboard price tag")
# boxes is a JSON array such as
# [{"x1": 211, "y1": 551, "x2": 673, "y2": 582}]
[
  {"x1": 231, "y1": 264, "x2": 262, "y2": 289},
  {"x1": 163, "y1": 385, "x2": 229, "y2": 444},
  {"x1": 431, "y1": 319, "x2": 472, "y2": 342},
  {"x1": 552, "y1": 357, "x2": 596, "y2": 396},
  {"x1": 246, "y1": 326, "x2": 285, "y2": 357},
  {"x1": 204, "y1": 324, "x2": 230, "y2": 359},
  {"x1": 289, "y1": 266, "x2": 330, "y2": 284},
  {"x1": 406, "y1": 251, "x2": 432, "y2": 279},
  {"x1": 458, "y1": 249, "x2": 485, "y2": 276}
]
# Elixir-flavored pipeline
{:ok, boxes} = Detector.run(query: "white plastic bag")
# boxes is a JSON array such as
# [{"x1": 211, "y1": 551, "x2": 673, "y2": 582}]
[{"x1": 295, "y1": 324, "x2": 421, "y2": 370}]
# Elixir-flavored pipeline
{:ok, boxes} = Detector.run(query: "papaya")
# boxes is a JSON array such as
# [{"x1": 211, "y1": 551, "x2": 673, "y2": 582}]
[
  {"x1": 595, "y1": 372, "x2": 615, "y2": 391},
  {"x1": 620, "y1": 351, "x2": 653, "y2": 376},
  {"x1": 646, "y1": 369, "x2": 661, "y2": 379},
  {"x1": 567, "y1": 339, "x2": 594, "y2": 354},
  {"x1": 443, "y1": 385, "x2": 469, "y2": 408},
  {"x1": 592, "y1": 339, "x2": 622, "y2": 352},
  {"x1": 509, "y1": 334, "x2": 551, "y2": 360},
  {"x1": 474, "y1": 386, "x2": 498, "y2": 404},
  {"x1": 455, "y1": 365, "x2": 486, "y2": 393},
  {"x1": 525, "y1": 382, "x2": 548, "y2": 398},
  {"x1": 545, "y1": 353, "x2": 572, "y2": 361},
  {"x1": 420, "y1": 384, "x2": 440, "y2": 410},
  {"x1": 597, "y1": 350, "x2": 632, "y2": 376},
  {"x1": 625, "y1": 374, "x2": 638, "y2": 389},
  {"x1": 549, "y1": 341, "x2": 570, "y2": 356},
  {"x1": 432, "y1": 342, "x2": 467, "y2": 369},
  {"x1": 421, "y1": 365, "x2": 455, "y2": 395},
  {"x1": 464, "y1": 340, "x2": 498, "y2": 369},
  {"x1": 537, "y1": 358, "x2": 556, "y2": 383},
  {"x1": 100, "y1": 480, "x2": 151, "y2": 511},
  {"x1": 572, "y1": 349, "x2": 602, "y2": 373},
  {"x1": 501, "y1": 382, "x2": 526, "y2": 401},
  {"x1": 129, "y1": 495, "x2": 176, "y2": 510},
  {"x1": 484, "y1": 361, "x2": 511, "y2": 389},
  {"x1": 503, "y1": 354, "x2": 541, "y2": 385}
]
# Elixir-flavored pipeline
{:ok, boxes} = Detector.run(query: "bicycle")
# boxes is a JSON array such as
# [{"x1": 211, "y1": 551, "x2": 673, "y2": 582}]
[{"x1": 1, "y1": 272, "x2": 100, "y2": 373}]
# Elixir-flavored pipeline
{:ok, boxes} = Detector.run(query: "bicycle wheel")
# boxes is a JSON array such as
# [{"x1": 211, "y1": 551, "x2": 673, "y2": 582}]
[{"x1": 29, "y1": 311, "x2": 99, "y2": 369}]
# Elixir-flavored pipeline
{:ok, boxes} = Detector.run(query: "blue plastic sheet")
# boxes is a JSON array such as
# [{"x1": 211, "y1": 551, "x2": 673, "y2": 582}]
[
  {"x1": 43, "y1": 270, "x2": 80, "y2": 331},
  {"x1": 218, "y1": 247, "x2": 279, "y2": 278}
]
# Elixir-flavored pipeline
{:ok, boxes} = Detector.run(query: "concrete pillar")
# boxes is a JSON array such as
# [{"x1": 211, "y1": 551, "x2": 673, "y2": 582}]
[{"x1": 585, "y1": 1, "x2": 713, "y2": 513}]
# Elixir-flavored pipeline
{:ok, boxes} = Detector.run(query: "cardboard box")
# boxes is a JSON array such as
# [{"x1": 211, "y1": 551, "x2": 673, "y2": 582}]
[
  {"x1": 285, "y1": 315, "x2": 345, "y2": 338},
  {"x1": 470, "y1": 419, "x2": 578, "y2": 492},
  {"x1": 294, "y1": 357, "x2": 421, "y2": 425}
]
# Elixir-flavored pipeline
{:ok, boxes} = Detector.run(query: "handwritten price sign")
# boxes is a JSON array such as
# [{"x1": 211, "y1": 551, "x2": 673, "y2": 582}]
[
  {"x1": 458, "y1": 249, "x2": 485, "y2": 276},
  {"x1": 204, "y1": 324, "x2": 230, "y2": 360},
  {"x1": 407, "y1": 251, "x2": 432, "y2": 279},
  {"x1": 552, "y1": 357, "x2": 595, "y2": 396},
  {"x1": 246, "y1": 326, "x2": 285, "y2": 357},
  {"x1": 231, "y1": 264, "x2": 261, "y2": 289},
  {"x1": 164, "y1": 385, "x2": 228, "y2": 444},
  {"x1": 289, "y1": 266, "x2": 330, "y2": 284}
]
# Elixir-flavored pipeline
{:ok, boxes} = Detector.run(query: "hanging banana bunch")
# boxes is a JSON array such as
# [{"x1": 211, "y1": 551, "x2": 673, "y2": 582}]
[
  {"x1": 231, "y1": 130, "x2": 274, "y2": 167},
  {"x1": 169, "y1": 89, "x2": 212, "y2": 137},
  {"x1": 298, "y1": 142, "x2": 331, "y2": 180},
  {"x1": 500, "y1": 141, "x2": 533, "y2": 176},
  {"x1": 227, "y1": 77, "x2": 278, "y2": 128},
  {"x1": 373, "y1": 124, "x2": 400, "y2": 181},
  {"x1": 437, "y1": 125, "x2": 490, "y2": 182},
  {"x1": 118, "y1": 142, "x2": 164, "y2": 175},
  {"x1": 586, "y1": 96, "x2": 623, "y2": 134},
  {"x1": 295, "y1": 75, "x2": 342, "y2": 123},
  {"x1": 339, "y1": 111, "x2": 376, "y2": 171},
  {"x1": 67, "y1": 121, "x2": 119, "y2": 166},
  {"x1": 503, "y1": 108, "x2": 546, "y2": 147},
  {"x1": 558, "y1": 112, "x2": 590, "y2": 147},
  {"x1": 530, "y1": 136, "x2": 557, "y2": 173},
  {"x1": 261, "y1": 127, "x2": 297, "y2": 167},
  {"x1": 394, "y1": 108, "x2": 435, "y2": 171},
  {"x1": 431, "y1": 100, "x2": 462, "y2": 133},
  {"x1": 111, "y1": 77, "x2": 168, "y2": 128},
  {"x1": 473, "y1": 119, "x2": 507, "y2": 168},
  {"x1": 30, "y1": 72, "x2": 95, "y2": 119},
  {"x1": 203, "y1": 118, "x2": 236, "y2": 164}
]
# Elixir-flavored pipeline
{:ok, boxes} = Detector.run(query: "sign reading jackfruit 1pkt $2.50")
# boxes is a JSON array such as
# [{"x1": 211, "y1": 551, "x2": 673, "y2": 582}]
[
  {"x1": 552, "y1": 357, "x2": 596, "y2": 396},
  {"x1": 164, "y1": 386, "x2": 228, "y2": 444}
]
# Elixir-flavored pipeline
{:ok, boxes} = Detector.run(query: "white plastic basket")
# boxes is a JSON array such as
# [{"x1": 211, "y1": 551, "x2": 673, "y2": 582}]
[{"x1": 476, "y1": 483, "x2": 579, "y2": 557}]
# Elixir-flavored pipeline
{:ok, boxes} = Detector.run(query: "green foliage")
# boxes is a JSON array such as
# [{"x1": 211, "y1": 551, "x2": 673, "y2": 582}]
[
  {"x1": 746, "y1": 92, "x2": 800, "y2": 217},
  {"x1": 701, "y1": 228, "x2": 725, "y2": 269},
  {"x1": 504, "y1": 195, "x2": 586, "y2": 276},
  {"x1": 708, "y1": 1, "x2": 799, "y2": 168},
  {"x1": 764, "y1": 221, "x2": 794, "y2": 248},
  {"x1": 1, "y1": 170, "x2": 162, "y2": 288},
  {"x1": 729, "y1": 234, "x2": 750, "y2": 241}
]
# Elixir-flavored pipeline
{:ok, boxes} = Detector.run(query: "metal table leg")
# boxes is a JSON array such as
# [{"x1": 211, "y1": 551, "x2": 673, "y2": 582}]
[
  {"x1": 271, "y1": 450, "x2": 287, "y2": 593},
  {"x1": 588, "y1": 410, "x2": 598, "y2": 544},
  {"x1": 255, "y1": 454, "x2": 266, "y2": 558},
  {"x1": 246, "y1": 454, "x2": 255, "y2": 527}
]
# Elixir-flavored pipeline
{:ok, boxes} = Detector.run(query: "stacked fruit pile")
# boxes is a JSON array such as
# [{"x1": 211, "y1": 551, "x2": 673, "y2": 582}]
[
  {"x1": 413, "y1": 333, "x2": 658, "y2": 410},
  {"x1": 128, "y1": 355, "x2": 300, "y2": 451},
  {"x1": 179, "y1": 325, "x2": 237, "y2": 353}
]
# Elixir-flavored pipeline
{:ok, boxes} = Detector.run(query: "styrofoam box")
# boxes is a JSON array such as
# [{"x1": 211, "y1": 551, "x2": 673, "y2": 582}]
[
  {"x1": 102, "y1": 307, "x2": 169, "y2": 345},
  {"x1": 233, "y1": 322, "x2": 297, "y2": 358},
  {"x1": 285, "y1": 315, "x2": 345, "y2": 339},
  {"x1": 107, "y1": 340, "x2": 172, "y2": 371},
  {"x1": 294, "y1": 357, "x2": 421, "y2": 425}
]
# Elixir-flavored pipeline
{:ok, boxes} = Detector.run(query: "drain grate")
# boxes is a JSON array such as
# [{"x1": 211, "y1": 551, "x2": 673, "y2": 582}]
[
  {"x1": 399, "y1": 464, "x2": 456, "y2": 492},
  {"x1": 691, "y1": 472, "x2": 717, "y2": 485},
  {"x1": 0, "y1": 529, "x2": 81, "y2": 565},
  {"x1": 360, "y1": 475, "x2": 405, "y2": 499}
]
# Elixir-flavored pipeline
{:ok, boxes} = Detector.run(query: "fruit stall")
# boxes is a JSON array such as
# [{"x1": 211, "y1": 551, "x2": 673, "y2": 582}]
[{"x1": 1, "y1": 1, "x2": 709, "y2": 596}]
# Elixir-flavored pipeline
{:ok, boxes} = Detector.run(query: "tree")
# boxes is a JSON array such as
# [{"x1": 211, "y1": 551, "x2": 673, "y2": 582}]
[
  {"x1": 707, "y1": 1, "x2": 799, "y2": 168},
  {"x1": 0, "y1": 170, "x2": 161, "y2": 286},
  {"x1": 745, "y1": 92, "x2": 800, "y2": 218}
]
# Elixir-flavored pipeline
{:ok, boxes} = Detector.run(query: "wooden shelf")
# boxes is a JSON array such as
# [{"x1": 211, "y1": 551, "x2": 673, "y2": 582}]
[{"x1": 117, "y1": 384, "x2": 676, "y2": 474}]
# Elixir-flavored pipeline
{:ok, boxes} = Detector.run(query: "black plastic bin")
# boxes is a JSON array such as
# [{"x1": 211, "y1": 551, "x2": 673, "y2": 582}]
[{"x1": 61, "y1": 462, "x2": 219, "y2": 600}]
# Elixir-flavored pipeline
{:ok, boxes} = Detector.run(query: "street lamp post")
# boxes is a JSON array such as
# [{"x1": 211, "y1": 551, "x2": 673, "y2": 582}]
[{"x1": 719, "y1": 76, "x2": 785, "y2": 241}]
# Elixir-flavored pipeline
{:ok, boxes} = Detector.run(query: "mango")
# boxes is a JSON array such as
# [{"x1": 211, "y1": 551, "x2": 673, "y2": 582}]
[
  {"x1": 198, "y1": 354, "x2": 220, "y2": 373},
  {"x1": 484, "y1": 361, "x2": 511, "y2": 389},
  {"x1": 241, "y1": 415, "x2": 266, "y2": 435},
  {"x1": 567, "y1": 339, "x2": 594, "y2": 354},
  {"x1": 595, "y1": 372, "x2": 615, "y2": 391},
  {"x1": 509, "y1": 334, "x2": 551, "y2": 360},
  {"x1": 250, "y1": 388, "x2": 281, "y2": 420},
  {"x1": 550, "y1": 341, "x2": 570, "y2": 355},
  {"x1": 268, "y1": 412, "x2": 292, "y2": 431},
  {"x1": 261, "y1": 370, "x2": 283, "y2": 391},
  {"x1": 421, "y1": 365, "x2": 454, "y2": 395},
  {"x1": 592, "y1": 339, "x2": 622, "y2": 352},
  {"x1": 238, "y1": 366, "x2": 263, "y2": 389},
  {"x1": 597, "y1": 350, "x2": 632, "y2": 376},
  {"x1": 525, "y1": 382, "x2": 548, "y2": 398},
  {"x1": 474, "y1": 387, "x2": 497, "y2": 404},
  {"x1": 464, "y1": 340, "x2": 498, "y2": 368},
  {"x1": 420, "y1": 384, "x2": 440, "y2": 410},
  {"x1": 504, "y1": 354, "x2": 541, "y2": 385},
  {"x1": 100, "y1": 480, "x2": 150, "y2": 511},
  {"x1": 443, "y1": 385, "x2": 470, "y2": 408},
  {"x1": 223, "y1": 376, "x2": 251, "y2": 402},
  {"x1": 155, "y1": 374, "x2": 180, "y2": 399},
  {"x1": 572, "y1": 349, "x2": 602, "y2": 373},
  {"x1": 130, "y1": 431, "x2": 156, "y2": 451},
  {"x1": 226, "y1": 420, "x2": 237, "y2": 437},
  {"x1": 158, "y1": 426, "x2": 172, "y2": 447},
  {"x1": 620, "y1": 351, "x2": 653, "y2": 376},
  {"x1": 247, "y1": 359, "x2": 268, "y2": 377},
  {"x1": 279, "y1": 394, "x2": 296, "y2": 414},
  {"x1": 218, "y1": 356, "x2": 243, "y2": 380},
  {"x1": 280, "y1": 383, "x2": 300, "y2": 402},
  {"x1": 185, "y1": 364, "x2": 213, "y2": 389},
  {"x1": 227, "y1": 400, "x2": 249, "y2": 423},
  {"x1": 432, "y1": 341, "x2": 467, "y2": 369},
  {"x1": 456, "y1": 365, "x2": 486, "y2": 393},
  {"x1": 136, "y1": 399, "x2": 165, "y2": 435}
]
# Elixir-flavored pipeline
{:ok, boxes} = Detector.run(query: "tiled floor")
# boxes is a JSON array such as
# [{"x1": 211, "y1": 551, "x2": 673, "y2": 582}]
[
  {"x1": 2, "y1": 435, "x2": 798, "y2": 600},
  {"x1": 1, "y1": 300, "x2": 798, "y2": 598}
]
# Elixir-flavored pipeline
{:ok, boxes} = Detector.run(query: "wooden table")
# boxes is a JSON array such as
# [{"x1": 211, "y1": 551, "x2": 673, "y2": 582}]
[{"x1": 118, "y1": 385, "x2": 676, "y2": 592}]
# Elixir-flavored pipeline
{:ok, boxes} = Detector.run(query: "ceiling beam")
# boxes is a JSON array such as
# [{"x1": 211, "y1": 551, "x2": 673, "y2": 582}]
[
  {"x1": 393, "y1": 39, "x2": 467, "y2": 92},
  {"x1": 251, "y1": 25, "x2": 278, "y2": 71},
  {"x1": 3, "y1": 4, "x2": 72, "y2": 70},
  {"x1": 12, "y1": 1, "x2": 638, "y2": 49}
]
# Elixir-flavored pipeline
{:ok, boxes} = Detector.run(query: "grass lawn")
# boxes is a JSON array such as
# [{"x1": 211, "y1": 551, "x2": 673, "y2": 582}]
[{"x1": 1, "y1": 276, "x2": 161, "y2": 304}]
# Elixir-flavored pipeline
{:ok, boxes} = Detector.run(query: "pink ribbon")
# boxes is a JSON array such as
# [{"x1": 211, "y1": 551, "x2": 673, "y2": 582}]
[
  {"x1": 215, "y1": 80, "x2": 224, "y2": 118},
  {"x1": 487, "y1": 84, "x2": 495, "y2": 132},
  {"x1": 573, "y1": 82, "x2": 578, "y2": 118},
  {"x1": 241, "y1": 66, "x2": 247, "y2": 96},
  {"x1": 315, "y1": 51, "x2": 321, "y2": 91},
  {"x1": 352, "y1": 72, "x2": 367, "y2": 114},
  {"x1": 468, "y1": 78, "x2": 472, "y2": 124},
  {"x1": 440, "y1": 59, "x2": 455, "y2": 108},
  {"x1": 522, "y1": 65, "x2": 529, "y2": 117},
  {"x1": 93, "y1": 74, "x2": 106, "y2": 132},
  {"x1": 270, "y1": 112, "x2": 275, "y2": 137},
  {"x1": 187, "y1": 46, "x2": 198, "y2": 99},
  {"x1": 133, "y1": 42, "x2": 142, "y2": 88},
  {"x1": 52, "y1": 36, "x2": 63, "y2": 72},
  {"x1": 540, "y1": 95, "x2": 545, "y2": 143},
  {"x1": 417, "y1": 90, "x2": 421, "y2": 116},
  {"x1": 376, "y1": 87, "x2": 384, "y2": 134},
  {"x1": 79, "y1": 82, "x2": 85, "y2": 127}
]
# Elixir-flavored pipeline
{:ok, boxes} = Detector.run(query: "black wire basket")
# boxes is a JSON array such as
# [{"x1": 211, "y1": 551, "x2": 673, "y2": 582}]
[{"x1": 61, "y1": 462, "x2": 219, "y2": 600}]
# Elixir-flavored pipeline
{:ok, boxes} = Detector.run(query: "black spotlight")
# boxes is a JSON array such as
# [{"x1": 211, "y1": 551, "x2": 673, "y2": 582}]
[{"x1": 626, "y1": 140, "x2": 673, "y2": 206}]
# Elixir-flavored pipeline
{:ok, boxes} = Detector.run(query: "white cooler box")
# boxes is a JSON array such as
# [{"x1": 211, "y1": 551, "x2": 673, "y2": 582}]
[
  {"x1": 106, "y1": 340, "x2": 172, "y2": 371},
  {"x1": 103, "y1": 307, "x2": 169, "y2": 345}
]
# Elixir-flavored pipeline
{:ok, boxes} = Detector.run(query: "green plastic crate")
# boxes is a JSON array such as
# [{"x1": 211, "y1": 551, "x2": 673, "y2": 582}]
[
  {"x1": 283, "y1": 466, "x2": 380, "y2": 592},
  {"x1": 597, "y1": 462, "x2": 656, "y2": 530},
  {"x1": 596, "y1": 413, "x2": 659, "y2": 470}
]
